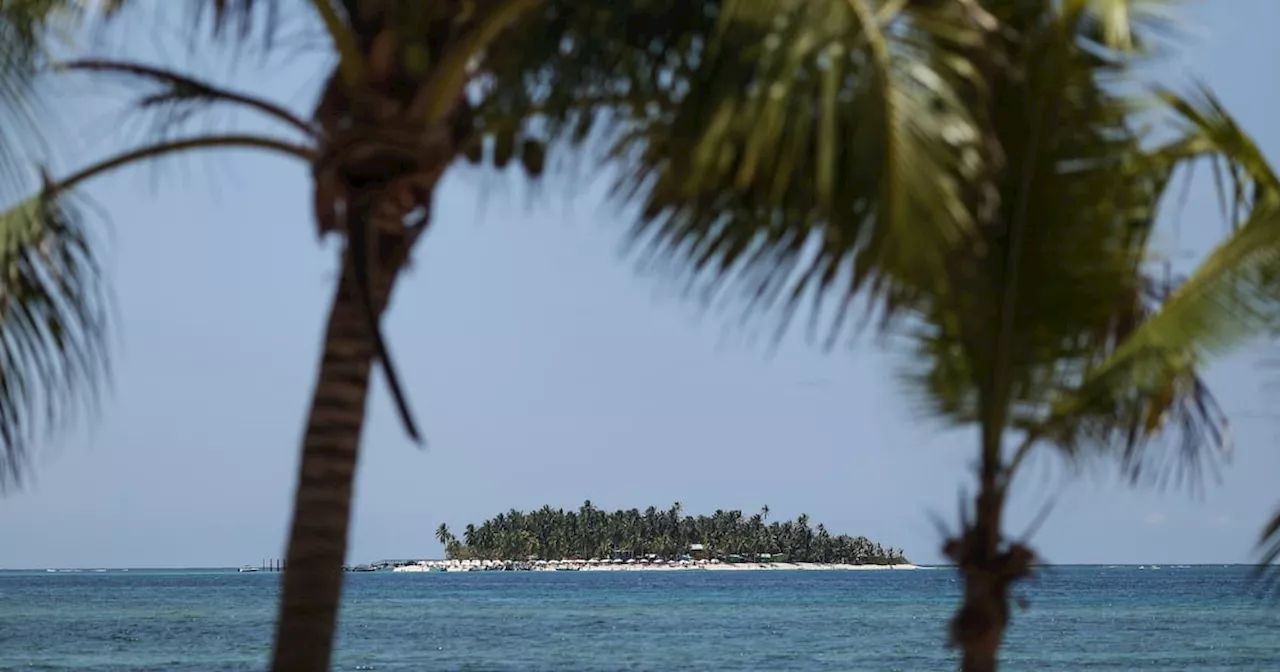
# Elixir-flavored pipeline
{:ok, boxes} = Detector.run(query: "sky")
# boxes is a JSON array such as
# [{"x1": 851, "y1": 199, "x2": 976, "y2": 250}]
[{"x1": 2, "y1": 1, "x2": 1280, "y2": 569}]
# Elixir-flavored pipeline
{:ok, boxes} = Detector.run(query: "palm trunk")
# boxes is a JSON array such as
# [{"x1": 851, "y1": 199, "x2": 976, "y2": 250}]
[
  {"x1": 950, "y1": 462, "x2": 1008, "y2": 672},
  {"x1": 270, "y1": 262, "x2": 388, "y2": 672},
  {"x1": 928, "y1": 3, "x2": 1027, "y2": 669}
]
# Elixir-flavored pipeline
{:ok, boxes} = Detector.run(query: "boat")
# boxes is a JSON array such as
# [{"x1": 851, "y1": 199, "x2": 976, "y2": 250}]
[{"x1": 238, "y1": 565, "x2": 259, "y2": 573}]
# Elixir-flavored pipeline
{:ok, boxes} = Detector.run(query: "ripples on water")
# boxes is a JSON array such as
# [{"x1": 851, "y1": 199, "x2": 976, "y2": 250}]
[{"x1": 0, "y1": 565, "x2": 1276, "y2": 671}]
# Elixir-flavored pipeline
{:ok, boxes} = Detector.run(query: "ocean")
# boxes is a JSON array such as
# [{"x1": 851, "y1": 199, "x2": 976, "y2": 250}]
[{"x1": 0, "y1": 565, "x2": 1275, "y2": 671}]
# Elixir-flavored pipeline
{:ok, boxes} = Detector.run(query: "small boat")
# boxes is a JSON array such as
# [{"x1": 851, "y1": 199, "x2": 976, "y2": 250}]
[{"x1": 238, "y1": 566, "x2": 259, "y2": 573}]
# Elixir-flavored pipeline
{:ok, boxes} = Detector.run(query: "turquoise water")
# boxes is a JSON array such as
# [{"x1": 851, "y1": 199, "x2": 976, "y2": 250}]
[{"x1": 1, "y1": 566, "x2": 1276, "y2": 670}]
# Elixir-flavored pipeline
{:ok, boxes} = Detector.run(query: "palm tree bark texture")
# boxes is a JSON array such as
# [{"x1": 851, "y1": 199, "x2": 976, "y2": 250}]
[
  {"x1": 272, "y1": 185, "x2": 430, "y2": 672},
  {"x1": 271, "y1": 3, "x2": 470, "y2": 668}
]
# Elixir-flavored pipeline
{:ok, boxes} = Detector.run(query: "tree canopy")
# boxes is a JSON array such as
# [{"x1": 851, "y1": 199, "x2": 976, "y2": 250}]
[{"x1": 439, "y1": 502, "x2": 909, "y2": 565}]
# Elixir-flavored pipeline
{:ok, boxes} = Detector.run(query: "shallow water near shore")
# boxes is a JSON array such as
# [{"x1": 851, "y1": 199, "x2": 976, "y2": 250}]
[{"x1": 0, "y1": 565, "x2": 1275, "y2": 671}]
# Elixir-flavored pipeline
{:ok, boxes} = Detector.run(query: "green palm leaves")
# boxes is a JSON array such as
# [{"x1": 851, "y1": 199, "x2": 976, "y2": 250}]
[
  {"x1": 614, "y1": 0, "x2": 981, "y2": 334},
  {"x1": 0, "y1": 53, "x2": 316, "y2": 490},
  {"x1": 0, "y1": 0, "x2": 112, "y2": 489},
  {"x1": 0, "y1": 192, "x2": 107, "y2": 490}
]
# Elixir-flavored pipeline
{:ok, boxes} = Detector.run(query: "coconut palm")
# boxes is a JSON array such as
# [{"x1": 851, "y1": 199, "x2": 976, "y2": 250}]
[
  {"x1": 434, "y1": 522, "x2": 453, "y2": 547},
  {"x1": 606, "y1": 1, "x2": 1279, "y2": 670}
]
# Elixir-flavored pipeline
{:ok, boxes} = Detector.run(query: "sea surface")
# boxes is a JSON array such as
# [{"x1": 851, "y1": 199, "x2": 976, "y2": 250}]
[{"x1": 0, "y1": 565, "x2": 1276, "y2": 671}]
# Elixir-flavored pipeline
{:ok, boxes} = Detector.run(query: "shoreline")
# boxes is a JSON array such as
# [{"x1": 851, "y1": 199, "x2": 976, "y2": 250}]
[{"x1": 386, "y1": 559, "x2": 922, "y2": 573}]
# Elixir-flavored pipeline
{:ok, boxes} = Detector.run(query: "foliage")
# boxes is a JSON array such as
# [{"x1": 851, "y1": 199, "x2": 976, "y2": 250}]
[
  {"x1": 0, "y1": 0, "x2": 127, "y2": 490},
  {"x1": 166, "y1": 0, "x2": 985, "y2": 339},
  {"x1": 892, "y1": 3, "x2": 1248, "y2": 491},
  {"x1": 441, "y1": 501, "x2": 908, "y2": 564},
  {"x1": 1051, "y1": 85, "x2": 1280, "y2": 582},
  {"x1": 1024, "y1": 84, "x2": 1280, "y2": 489},
  {"x1": 0, "y1": 192, "x2": 109, "y2": 490},
  {"x1": 0, "y1": 0, "x2": 72, "y2": 200}
]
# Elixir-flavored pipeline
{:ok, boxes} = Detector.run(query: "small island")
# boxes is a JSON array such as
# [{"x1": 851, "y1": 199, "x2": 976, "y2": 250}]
[{"x1": 388, "y1": 502, "x2": 915, "y2": 572}]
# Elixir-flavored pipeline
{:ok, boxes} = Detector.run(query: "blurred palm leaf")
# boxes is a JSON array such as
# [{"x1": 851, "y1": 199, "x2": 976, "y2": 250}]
[
  {"x1": 0, "y1": 1, "x2": 124, "y2": 489},
  {"x1": 1026, "y1": 84, "x2": 1280, "y2": 489},
  {"x1": 457, "y1": 0, "x2": 984, "y2": 344},
  {"x1": 1261, "y1": 512, "x2": 1280, "y2": 591},
  {"x1": 611, "y1": 0, "x2": 983, "y2": 337},
  {"x1": 1019, "y1": 83, "x2": 1280, "y2": 581},
  {"x1": 0, "y1": 0, "x2": 79, "y2": 203},
  {"x1": 885, "y1": 3, "x2": 1263, "y2": 497},
  {"x1": 0, "y1": 190, "x2": 110, "y2": 490},
  {"x1": 898, "y1": 2, "x2": 1160, "y2": 430}
]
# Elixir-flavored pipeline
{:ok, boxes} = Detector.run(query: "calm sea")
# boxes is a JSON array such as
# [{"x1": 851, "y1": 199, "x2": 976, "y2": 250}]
[{"x1": 0, "y1": 565, "x2": 1275, "y2": 671}]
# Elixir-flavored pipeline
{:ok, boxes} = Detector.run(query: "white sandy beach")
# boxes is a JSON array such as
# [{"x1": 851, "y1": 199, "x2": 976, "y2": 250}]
[
  {"x1": 391, "y1": 559, "x2": 920, "y2": 572},
  {"x1": 580, "y1": 561, "x2": 921, "y2": 572}
]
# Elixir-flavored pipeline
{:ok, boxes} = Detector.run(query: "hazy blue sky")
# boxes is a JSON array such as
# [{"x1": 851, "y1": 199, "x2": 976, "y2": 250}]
[{"x1": 2, "y1": 2, "x2": 1279, "y2": 569}]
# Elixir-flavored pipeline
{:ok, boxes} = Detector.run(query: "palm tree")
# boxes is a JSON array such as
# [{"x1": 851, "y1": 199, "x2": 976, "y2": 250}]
[
  {"x1": 597, "y1": 1, "x2": 1275, "y2": 670},
  {"x1": 434, "y1": 522, "x2": 453, "y2": 547}
]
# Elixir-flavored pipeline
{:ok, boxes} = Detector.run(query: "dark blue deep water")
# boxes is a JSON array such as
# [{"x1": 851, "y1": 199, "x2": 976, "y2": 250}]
[{"x1": 1, "y1": 566, "x2": 1276, "y2": 671}]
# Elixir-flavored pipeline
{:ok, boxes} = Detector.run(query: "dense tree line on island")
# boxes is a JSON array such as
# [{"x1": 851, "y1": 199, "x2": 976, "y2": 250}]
[{"x1": 435, "y1": 502, "x2": 909, "y2": 565}]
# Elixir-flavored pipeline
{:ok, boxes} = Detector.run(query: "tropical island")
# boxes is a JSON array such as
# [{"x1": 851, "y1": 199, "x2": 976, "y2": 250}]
[{"x1": 408, "y1": 502, "x2": 912, "y2": 571}]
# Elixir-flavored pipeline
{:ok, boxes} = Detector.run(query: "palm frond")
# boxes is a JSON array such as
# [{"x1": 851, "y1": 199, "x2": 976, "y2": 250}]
[
  {"x1": 0, "y1": 127, "x2": 314, "y2": 488},
  {"x1": 304, "y1": 0, "x2": 362, "y2": 85},
  {"x1": 0, "y1": 187, "x2": 110, "y2": 490},
  {"x1": 410, "y1": 0, "x2": 544, "y2": 124},
  {"x1": 466, "y1": 0, "x2": 985, "y2": 340},
  {"x1": 0, "y1": 1, "x2": 125, "y2": 490},
  {"x1": 608, "y1": 0, "x2": 983, "y2": 342},
  {"x1": 197, "y1": 0, "x2": 286, "y2": 44},
  {"x1": 1019, "y1": 84, "x2": 1280, "y2": 491},
  {"x1": 899, "y1": 0, "x2": 1157, "y2": 426},
  {"x1": 1259, "y1": 508, "x2": 1280, "y2": 594},
  {"x1": 61, "y1": 59, "x2": 316, "y2": 138},
  {"x1": 1066, "y1": 0, "x2": 1184, "y2": 54},
  {"x1": 469, "y1": 1, "x2": 720, "y2": 184},
  {"x1": 90, "y1": 0, "x2": 290, "y2": 54},
  {"x1": 0, "y1": 0, "x2": 79, "y2": 204},
  {"x1": 1157, "y1": 82, "x2": 1280, "y2": 226},
  {"x1": 874, "y1": 2, "x2": 1260, "y2": 500}
]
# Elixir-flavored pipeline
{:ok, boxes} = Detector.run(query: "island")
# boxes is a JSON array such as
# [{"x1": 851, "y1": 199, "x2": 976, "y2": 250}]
[{"x1": 384, "y1": 502, "x2": 915, "y2": 572}]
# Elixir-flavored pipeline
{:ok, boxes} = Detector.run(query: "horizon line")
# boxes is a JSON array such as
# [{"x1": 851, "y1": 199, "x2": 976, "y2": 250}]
[{"x1": 1, "y1": 562, "x2": 1263, "y2": 572}]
